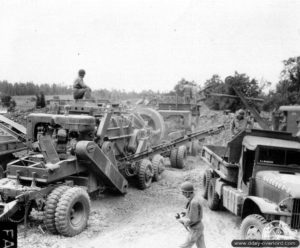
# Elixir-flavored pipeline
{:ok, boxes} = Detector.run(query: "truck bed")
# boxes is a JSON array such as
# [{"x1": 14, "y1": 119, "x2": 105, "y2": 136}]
[
  {"x1": 0, "y1": 135, "x2": 26, "y2": 156},
  {"x1": 201, "y1": 145, "x2": 239, "y2": 184}
]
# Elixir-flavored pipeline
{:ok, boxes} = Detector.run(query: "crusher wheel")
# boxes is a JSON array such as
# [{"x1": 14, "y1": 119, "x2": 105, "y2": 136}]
[{"x1": 133, "y1": 107, "x2": 166, "y2": 145}]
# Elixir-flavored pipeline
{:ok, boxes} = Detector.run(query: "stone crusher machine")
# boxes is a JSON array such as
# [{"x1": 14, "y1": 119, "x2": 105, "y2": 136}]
[{"x1": 0, "y1": 109, "x2": 223, "y2": 237}]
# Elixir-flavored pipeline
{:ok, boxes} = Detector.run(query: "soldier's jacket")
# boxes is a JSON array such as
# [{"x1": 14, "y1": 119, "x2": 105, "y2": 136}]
[
  {"x1": 230, "y1": 117, "x2": 252, "y2": 135},
  {"x1": 73, "y1": 77, "x2": 88, "y2": 89},
  {"x1": 183, "y1": 195, "x2": 204, "y2": 230},
  {"x1": 73, "y1": 77, "x2": 91, "y2": 100}
]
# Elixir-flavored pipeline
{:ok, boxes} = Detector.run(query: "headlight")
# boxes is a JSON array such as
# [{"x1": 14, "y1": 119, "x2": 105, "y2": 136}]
[
  {"x1": 279, "y1": 202, "x2": 288, "y2": 211},
  {"x1": 277, "y1": 197, "x2": 293, "y2": 212}
]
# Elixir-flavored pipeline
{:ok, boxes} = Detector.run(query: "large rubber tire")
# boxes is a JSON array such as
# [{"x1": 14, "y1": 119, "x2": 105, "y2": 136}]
[
  {"x1": 201, "y1": 170, "x2": 212, "y2": 199},
  {"x1": 176, "y1": 145, "x2": 187, "y2": 169},
  {"x1": 44, "y1": 185, "x2": 71, "y2": 234},
  {"x1": 8, "y1": 205, "x2": 26, "y2": 223},
  {"x1": 170, "y1": 148, "x2": 178, "y2": 168},
  {"x1": 55, "y1": 187, "x2": 91, "y2": 237},
  {"x1": 152, "y1": 155, "x2": 164, "y2": 182},
  {"x1": 240, "y1": 214, "x2": 267, "y2": 239},
  {"x1": 207, "y1": 179, "x2": 220, "y2": 210},
  {"x1": 137, "y1": 159, "x2": 153, "y2": 189}
]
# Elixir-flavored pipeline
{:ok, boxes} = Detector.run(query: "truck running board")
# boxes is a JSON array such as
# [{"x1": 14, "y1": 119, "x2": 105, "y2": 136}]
[{"x1": 75, "y1": 141, "x2": 128, "y2": 194}]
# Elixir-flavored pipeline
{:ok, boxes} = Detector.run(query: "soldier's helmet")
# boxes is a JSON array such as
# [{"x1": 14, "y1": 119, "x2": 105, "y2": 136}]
[
  {"x1": 237, "y1": 109, "x2": 245, "y2": 116},
  {"x1": 181, "y1": 181, "x2": 194, "y2": 193},
  {"x1": 78, "y1": 69, "x2": 86, "y2": 76}
]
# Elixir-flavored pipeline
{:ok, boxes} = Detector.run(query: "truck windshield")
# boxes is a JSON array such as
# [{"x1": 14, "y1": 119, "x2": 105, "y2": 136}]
[{"x1": 258, "y1": 147, "x2": 300, "y2": 166}]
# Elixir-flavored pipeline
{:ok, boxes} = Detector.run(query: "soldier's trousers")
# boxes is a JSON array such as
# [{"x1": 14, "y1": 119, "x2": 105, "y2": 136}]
[
  {"x1": 180, "y1": 228, "x2": 206, "y2": 248},
  {"x1": 73, "y1": 88, "x2": 91, "y2": 100}
]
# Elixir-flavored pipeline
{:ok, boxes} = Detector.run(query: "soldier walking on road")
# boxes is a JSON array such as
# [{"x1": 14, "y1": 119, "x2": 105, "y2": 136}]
[
  {"x1": 178, "y1": 181, "x2": 206, "y2": 248},
  {"x1": 73, "y1": 69, "x2": 92, "y2": 100}
]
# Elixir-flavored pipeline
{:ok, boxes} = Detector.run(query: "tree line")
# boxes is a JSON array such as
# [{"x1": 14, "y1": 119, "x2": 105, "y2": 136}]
[
  {"x1": 174, "y1": 56, "x2": 300, "y2": 112},
  {"x1": 0, "y1": 55, "x2": 299, "y2": 112},
  {"x1": 0, "y1": 81, "x2": 72, "y2": 96}
]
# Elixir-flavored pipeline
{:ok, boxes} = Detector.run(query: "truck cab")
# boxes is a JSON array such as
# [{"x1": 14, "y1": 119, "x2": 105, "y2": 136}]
[
  {"x1": 201, "y1": 129, "x2": 300, "y2": 239},
  {"x1": 275, "y1": 105, "x2": 300, "y2": 135}
]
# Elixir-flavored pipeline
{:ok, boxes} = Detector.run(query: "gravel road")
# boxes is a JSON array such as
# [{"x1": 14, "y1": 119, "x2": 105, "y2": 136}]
[{"x1": 18, "y1": 156, "x2": 240, "y2": 248}]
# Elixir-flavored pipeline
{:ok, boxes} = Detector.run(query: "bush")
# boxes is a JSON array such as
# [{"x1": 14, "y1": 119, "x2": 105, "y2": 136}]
[{"x1": 1, "y1": 95, "x2": 11, "y2": 107}]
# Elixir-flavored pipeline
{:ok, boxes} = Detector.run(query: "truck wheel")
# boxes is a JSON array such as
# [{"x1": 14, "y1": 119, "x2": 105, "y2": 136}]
[
  {"x1": 152, "y1": 155, "x2": 164, "y2": 182},
  {"x1": 240, "y1": 214, "x2": 267, "y2": 239},
  {"x1": 201, "y1": 170, "x2": 212, "y2": 199},
  {"x1": 170, "y1": 148, "x2": 178, "y2": 168},
  {"x1": 44, "y1": 185, "x2": 71, "y2": 234},
  {"x1": 207, "y1": 179, "x2": 220, "y2": 210},
  {"x1": 55, "y1": 187, "x2": 91, "y2": 237},
  {"x1": 8, "y1": 205, "x2": 26, "y2": 223},
  {"x1": 176, "y1": 145, "x2": 187, "y2": 169},
  {"x1": 137, "y1": 159, "x2": 153, "y2": 189}
]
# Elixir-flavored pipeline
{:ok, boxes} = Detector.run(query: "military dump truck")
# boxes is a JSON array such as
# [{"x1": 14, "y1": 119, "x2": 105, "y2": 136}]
[
  {"x1": 0, "y1": 105, "x2": 223, "y2": 237},
  {"x1": 201, "y1": 129, "x2": 300, "y2": 239},
  {"x1": 155, "y1": 95, "x2": 201, "y2": 157},
  {"x1": 158, "y1": 101, "x2": 200, "y2": 132}
]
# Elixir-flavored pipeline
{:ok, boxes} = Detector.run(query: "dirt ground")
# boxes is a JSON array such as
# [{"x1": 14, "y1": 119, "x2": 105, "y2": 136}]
[{"x1": 17, "y1": 156, "x2": 240, "y2": 248}]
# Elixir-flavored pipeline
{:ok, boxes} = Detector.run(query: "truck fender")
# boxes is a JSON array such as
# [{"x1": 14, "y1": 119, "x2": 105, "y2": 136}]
[{"x1": 242, "y1": 196, "x2": 282, "y2": 219}]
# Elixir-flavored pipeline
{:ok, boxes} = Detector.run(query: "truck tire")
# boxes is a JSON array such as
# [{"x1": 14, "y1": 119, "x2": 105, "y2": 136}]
[
  {"x1": 152, "y1": 155, "x2": 164, "y2": 182},
  {"x1": 170, "y1": 148, "x2": 178, "y2": 168},
  {"x1": 55, "y1": 187, "x2": 91, "y2": 237},
  {"x1": 8, "y1": 205, "x2": 27, "y2": 223},
  {"x1": 240, "y1": 214, "x2": 267, "y2": 239},
  {"x1": 207, "y1": 179, "x2": 220, "y2": 210},
  {"x1": 201, "y1": 170, "x2": 212, "y2": 199},
  {"x1": 176, "y1": 145, "x2": 187, "y2": 169},
  {"x1": 137, "y1": 159, "x2": 153, "y2": 189},
  {"x1": 44, "y1": 185, "x2": 71, "y2": 234}
]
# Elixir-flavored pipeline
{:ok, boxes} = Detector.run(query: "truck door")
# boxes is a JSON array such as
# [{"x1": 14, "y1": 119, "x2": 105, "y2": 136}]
[{"x1": 238, "y1": 146, "x2": 255, "y2": 194}]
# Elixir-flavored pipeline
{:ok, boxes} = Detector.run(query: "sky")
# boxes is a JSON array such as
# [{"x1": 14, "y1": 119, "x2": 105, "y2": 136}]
[{"x1": 0, "y1": 0, "x2": 300, "y2": 92}]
